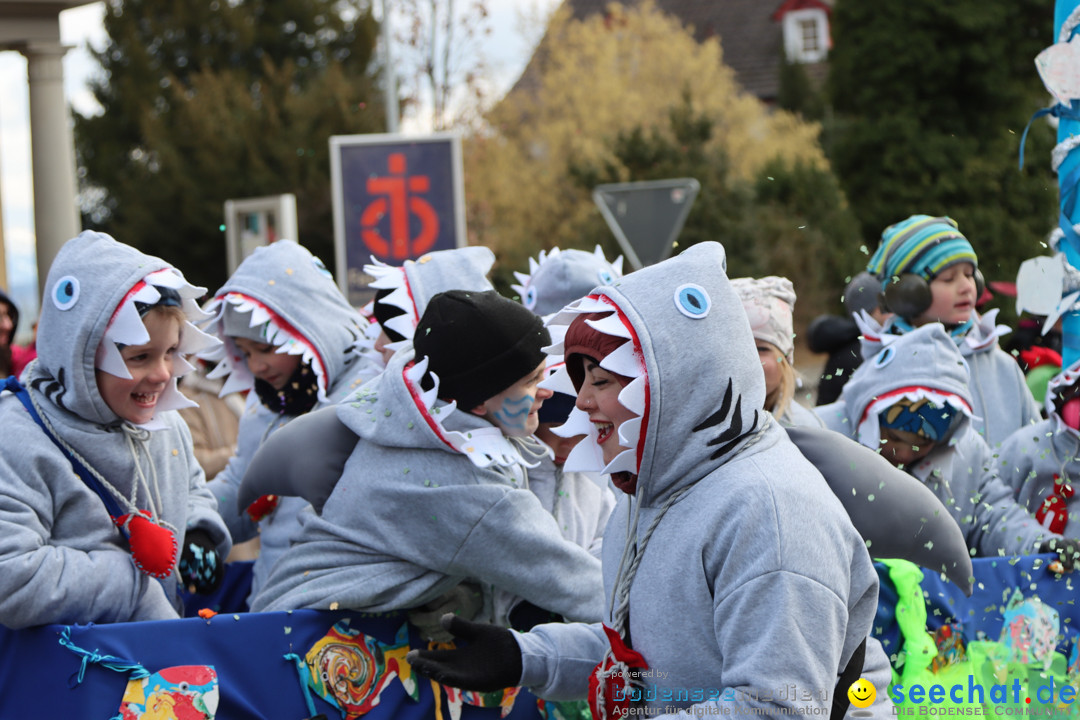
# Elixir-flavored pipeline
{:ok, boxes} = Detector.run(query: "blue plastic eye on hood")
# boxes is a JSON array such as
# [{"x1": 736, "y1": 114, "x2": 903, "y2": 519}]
[
  {"x1": 52, "y1": 276, "x2": 80, "y2": 311},
  {"x1": 674, "y1": 283, "x2": 710, "y2": 319}
]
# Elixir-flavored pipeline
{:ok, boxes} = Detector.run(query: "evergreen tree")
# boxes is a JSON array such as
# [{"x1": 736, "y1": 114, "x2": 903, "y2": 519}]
[
  {"x1": 563, "y1": 93, "x2": 863, "y2": 330},
  {"x1": 827, "y1": 0, "x2": 1058, "y2": 291},
  {"x1": 75, "y1": 0, "x2": 383, "y2": 290}
]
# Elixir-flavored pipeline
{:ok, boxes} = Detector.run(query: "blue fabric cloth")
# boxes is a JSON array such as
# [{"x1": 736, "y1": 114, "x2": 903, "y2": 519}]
[{"x1": 0, "y1": 608, "x2": 546, "y2": 719}]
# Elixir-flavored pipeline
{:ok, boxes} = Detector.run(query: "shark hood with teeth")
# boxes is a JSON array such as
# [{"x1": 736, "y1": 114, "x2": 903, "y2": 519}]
[
  {"x1": 0, "y1": 230, "x2": 232, "y2": 627},
  {"x1": 543, "y1": 241, "x2": 764, "y2": 507},
  {"x1": 818, "y1": 322, "x2": 1059, "y2": 558},
  {"x1": 854, "y1": 309, "x2": 1040, "y2": 446},
  {"x1": 199, "y1": 240, "x2": 374, "y2": 403},
  {"x1": 249, "y1": 343, "x2": 605, "y2": 622},
  {"x1": 365, "y1": 246, "x2": 495, "y2": 355},
  {"x1": 512, "y1": 246, "x2": 624, "y2": 319},
  {"x1": 30, "y1": 230, "x2": 218, "y2": 428},
  {"x1": 821, "y1": 323, "x2": 977, "y2": 449}
]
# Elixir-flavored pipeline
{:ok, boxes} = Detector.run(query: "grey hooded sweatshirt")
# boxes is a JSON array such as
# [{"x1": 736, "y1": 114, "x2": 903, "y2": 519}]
[
  {"x1": 816, "y1": 323, "x2": 1056, "y2": 557},
  {"x1": 997, "y1": 360, "x2": 1080, "y2": 539},
  {"x1": 249, "y1": 344, "x2": 605, "y2": 624},
  {"x1": 514, "y1": 241, "x2": 893, "y2": 718},
  {"x1": 201, "y1": 240, "x2": 380, "y2": 602},
  {"x1": 857, "y1": 311, "x2": 1040, "y2": 447},
  {"x1": 0, "y1": 231, "x2": 230, "y2": 628}
]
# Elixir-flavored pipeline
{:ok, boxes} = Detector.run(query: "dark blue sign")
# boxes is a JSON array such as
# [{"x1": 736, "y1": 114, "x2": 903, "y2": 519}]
[{"x1": 332, "y1": 134, "x2": 465, "y2": 306}]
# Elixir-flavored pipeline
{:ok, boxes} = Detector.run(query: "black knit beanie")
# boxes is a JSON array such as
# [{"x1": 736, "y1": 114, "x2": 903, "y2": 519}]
[{"x1": 415, "y1": 290, "x2": 550, "y2": 410}]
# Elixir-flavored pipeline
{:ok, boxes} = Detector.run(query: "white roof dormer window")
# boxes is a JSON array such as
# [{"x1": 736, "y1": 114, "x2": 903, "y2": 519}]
[{"x1": 783, "y1": 8, "x2": 829, "y2": 64}]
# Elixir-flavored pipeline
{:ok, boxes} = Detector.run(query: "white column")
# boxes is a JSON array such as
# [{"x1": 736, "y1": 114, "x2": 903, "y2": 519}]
[{"x1": 20, "y1": 40, "x2": 80, "y2": 293}]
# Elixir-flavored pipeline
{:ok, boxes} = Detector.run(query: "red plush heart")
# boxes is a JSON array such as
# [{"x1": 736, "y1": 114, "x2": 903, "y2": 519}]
[
  {"x1": 115, "y1": 512, "x2": 177, "y2": 579},
  {"x1": 588, "y1": 624, "x2": 649, "y2": 720},
  {"x1": 246, "y1": 494, "x2": 280, "y2": 522}
]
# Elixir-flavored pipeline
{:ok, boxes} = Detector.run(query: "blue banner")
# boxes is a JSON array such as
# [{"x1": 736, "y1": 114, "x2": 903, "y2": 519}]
[{"x1": 0, "y1": 605, "x2": 551, "y2": 720}]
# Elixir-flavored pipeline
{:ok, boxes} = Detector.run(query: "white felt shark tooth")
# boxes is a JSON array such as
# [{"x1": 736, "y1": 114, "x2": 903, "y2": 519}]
[
  {"x1": 611, "y1": 256, "x2": 624, "y2": 275},
  {"x1": 145, "y1": 268, "x2": 186, "y2": 291},
  {"x1": 381, "y1": 285, "x2": 414, "y2": 315},
  {"x1": 96, "y1": 341, "x2": 133, "y2": 379},
  {"x1": 539, "y1": 365, "x2": 577, "y2": 396},
  {"x1": 603, "y1": 448, "x2": 639, "y2": 475},
  {"x1": 138, "y1": 380, "x2": 198, "y2": 430},
  {"x1": 563, "y1": 432, "x2": 606, "y2": 473},
  {"x1": 248, "y1": 305, "x2": 272, "y2": 328},
  {"x1": 405, "y1": 355, "x2": 429, "y2": 384},
  {"x1": 132, "y1": 284, "x2": 161, "y2": 306},
  {"x1": 177, "y1": 323, "x2": 220, "y2": 355},
  {"x1": 182, "y1": 297, "x2": 214, "y2": 323},
  {"x1": 173, "y1": 354, "x2": 197, "y2": 377},
  {"x1": 513, "y1": 271, "x2": 531, "y2": 286},
  {"x1": 528, "y1": 257, "x2": 539, "y2": 274},
  {"x1": 108, "y1": 297, "x2": 152, "y2": 347},
  {"x1": 385, "y1": 314, "x2": 415, "y2": 341},
  {"x1": 617, "y1": 416, "x2": 642, "y2": 448},
  {"x1": 574, "y1": 296, "x2": 615, "y2": 314},
  {"x1": 585, "y1": 312, "x2": 631, "y2": 339},
  {"x1": 421, "y1": 368, "x2": 441, "y2": 409},
  {"x1": 600, "y1": 342, "x2": 642, "y2": 378},
  {"x1": 552, "y1": 406, "x2": 592, "y2": 438},
  {"x1": 545, "y1": 324, "x2": 567, "y2": 348},
  {"x1": 510, "y1": 284, "x2": 526, "y2": 298},
  {"x1": 219, "y1": 364, "x2": 254, "y2": 397},
  {"x1": 618, "y1": 376, "x2": 647, "y2": 416},
  {"x1": 199, "y1": 343, "x2": 226, "y2": 362},
  {"x1": 205, "y1": 358, "x2": 231, "y2": 379},
  {"x1": 385, "y1": 338, "x2": 410, "y2": 354},
  {"x1": 542, "y1": 340, "x2": 566, "y2": 356}
]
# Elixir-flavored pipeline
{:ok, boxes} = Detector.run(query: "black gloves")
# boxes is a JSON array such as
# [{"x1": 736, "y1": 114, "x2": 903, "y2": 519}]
[
  {"x1": 508, "y1": 600, "x2": 564, "y2": 632},
  {"x1": 1040, "y1": 537, "x2": 1080, "y2": 572},
  {"x1": 405, "y1": 614, "x2": 523, "y2": 692},
  {"x1": 179, "y1": 529, "x2": 224, "y2": 594},
  {"x1": 407, "y1": 582, "x2": 483, "y2": 643}
]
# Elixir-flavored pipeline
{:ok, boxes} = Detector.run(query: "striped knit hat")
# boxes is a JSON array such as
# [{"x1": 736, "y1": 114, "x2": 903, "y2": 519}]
[{"x1": 867, "y1": 215, "x2": 977, "y2": 282}]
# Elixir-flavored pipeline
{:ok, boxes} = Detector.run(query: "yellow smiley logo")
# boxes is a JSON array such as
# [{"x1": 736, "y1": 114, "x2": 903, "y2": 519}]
[{"x1": 847, "y1": 678, "x2": 876, "y2": 708}]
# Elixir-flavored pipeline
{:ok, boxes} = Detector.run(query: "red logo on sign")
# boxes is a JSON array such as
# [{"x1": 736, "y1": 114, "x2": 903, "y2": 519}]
[{"x1": 360, "y1": 153, "x2": 439, "y2": 260}]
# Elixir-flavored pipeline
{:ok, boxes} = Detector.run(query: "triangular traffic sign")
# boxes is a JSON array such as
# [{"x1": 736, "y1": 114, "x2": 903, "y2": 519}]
[{"x1": 592, "y1": 178, "x2": 700, "y2": 270}]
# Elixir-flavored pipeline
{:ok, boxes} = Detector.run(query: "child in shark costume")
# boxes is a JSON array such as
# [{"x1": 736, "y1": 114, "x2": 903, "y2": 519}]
[
  {"x1": 997, "y1": 359, "x2": 1080, "y2": 540},
  {"x1": 200, "y1": 240, "x2": 380, "y2": 604},
  {"x1": 863, "y1": 214, "x2": 1040, "y2": 446},
  {"x1": 0, "y1": 231, "x2": 230, "y2": 628},
  {"x1": 815, "y1": 323, "x2": 1075, "y2": 561},
  {"x1": 409, "y1": 242, "x2": 896, "y2": 718},
  {"x1": 366, "y1": 246, "x2": 497, "y2": 366},
  {"x1": 250, "y1": 289, "x2": 605, "y2": 629}
]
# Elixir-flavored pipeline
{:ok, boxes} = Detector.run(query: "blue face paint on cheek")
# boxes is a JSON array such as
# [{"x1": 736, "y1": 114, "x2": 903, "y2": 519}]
[{"x1": 493, "y1": 393, "x2": 534, "y2": 432}]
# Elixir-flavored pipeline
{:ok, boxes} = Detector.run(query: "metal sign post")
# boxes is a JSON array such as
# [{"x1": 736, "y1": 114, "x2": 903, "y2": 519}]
[{"x1": 593, "y1": 178, "x2": 700, "y2": 270}]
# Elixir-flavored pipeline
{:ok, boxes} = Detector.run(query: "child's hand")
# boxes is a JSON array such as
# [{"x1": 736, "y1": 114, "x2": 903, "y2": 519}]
[
  {"x1": 179, "y1": 529, "x2": 224, "y2": 594},
  {"x1": 1040, "y1": 537, "x2": 1080, "y2": 573}
]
